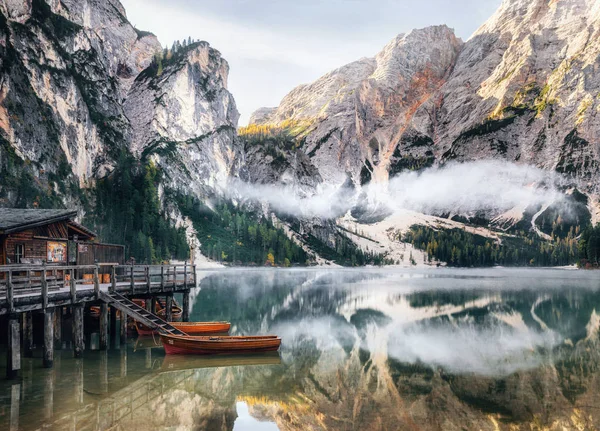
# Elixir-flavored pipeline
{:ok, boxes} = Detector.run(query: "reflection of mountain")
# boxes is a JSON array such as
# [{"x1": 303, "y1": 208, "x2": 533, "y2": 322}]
[{"x1": 184, "y1": 269, "x2": 600, "y2": 430}]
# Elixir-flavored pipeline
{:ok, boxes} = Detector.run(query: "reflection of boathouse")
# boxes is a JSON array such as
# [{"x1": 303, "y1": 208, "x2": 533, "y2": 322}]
[{"x1": 0, "y1": 209, "x2": 124, "y2": 266}]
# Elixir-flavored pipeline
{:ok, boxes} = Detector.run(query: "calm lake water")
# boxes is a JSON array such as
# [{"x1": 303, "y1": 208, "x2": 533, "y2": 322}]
[{"x1": 1, "y1": 268, "x2": 600, "y2": 430}]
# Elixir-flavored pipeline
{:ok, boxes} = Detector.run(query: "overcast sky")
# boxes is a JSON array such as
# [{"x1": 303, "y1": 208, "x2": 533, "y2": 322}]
[{"x1": 121, "y1": 0, "x2": 501, "y2": 125}]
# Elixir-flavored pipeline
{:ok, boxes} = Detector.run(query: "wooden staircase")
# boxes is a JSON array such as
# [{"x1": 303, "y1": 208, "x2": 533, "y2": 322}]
[{"x1": 99, "y1": 291, "x2": 187, "y2": 336}]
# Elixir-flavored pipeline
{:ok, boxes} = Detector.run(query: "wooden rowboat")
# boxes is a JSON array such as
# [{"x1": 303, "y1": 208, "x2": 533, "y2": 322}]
[
  {"x1": 157, "y1": 305, "x2": 183, "y2": 321},
  {"x1": 160, "y1": 333, "x2": 281, "y2": 355},
  {"x1": 135, "y1": 321, "x2": 230, "y2": 336}
]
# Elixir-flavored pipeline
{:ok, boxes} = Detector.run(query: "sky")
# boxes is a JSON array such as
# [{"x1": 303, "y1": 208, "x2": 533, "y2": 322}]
[{"x1": 121, "y1": 0, "x2": 502, "y2": 126}]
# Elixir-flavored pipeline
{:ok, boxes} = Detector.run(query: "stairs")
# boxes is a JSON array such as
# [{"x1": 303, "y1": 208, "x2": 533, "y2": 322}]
[{"x1": 99, "y1": 291, "x2": 187, "y2": 336}]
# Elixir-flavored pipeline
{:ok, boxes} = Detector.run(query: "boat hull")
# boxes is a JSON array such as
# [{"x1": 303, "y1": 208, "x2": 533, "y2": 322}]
[
  {"x1": 136, "y1": 321, "x2": 230, "y2": 336},
  {"x1": 160, "y1": 334, "x2": 281, "y2": 355}
]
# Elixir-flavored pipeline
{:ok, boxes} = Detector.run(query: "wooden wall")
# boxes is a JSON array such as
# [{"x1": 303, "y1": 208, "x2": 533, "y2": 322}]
[{"x1": 4, "y1": 221, "x2": 69, "y2": 265}]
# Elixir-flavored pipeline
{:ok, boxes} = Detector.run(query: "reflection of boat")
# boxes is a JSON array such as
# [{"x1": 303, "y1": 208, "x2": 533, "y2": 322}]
[
  {"x1": 136, "y1": 321, "x2": 231, "y2": 336},
  {"x1": 160, "y1": 333, "x2": 281, "y2": 355},
  {"x1": 160, "y1": 351, "x2": 281, "y2": 371},
  {"x1": 134, "y1": 335, "x2": 163, "y2": 351}
]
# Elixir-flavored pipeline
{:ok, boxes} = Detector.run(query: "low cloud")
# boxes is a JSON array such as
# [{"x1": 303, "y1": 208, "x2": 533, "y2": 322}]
[{"x1": 229, "y1": 160, "x2": 567, "y2": 220}]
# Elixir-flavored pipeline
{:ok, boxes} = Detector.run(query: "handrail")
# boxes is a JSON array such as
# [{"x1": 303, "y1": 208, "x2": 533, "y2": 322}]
[{"x1": 0, "y1": 263, "x2": 193, "y2": 272}]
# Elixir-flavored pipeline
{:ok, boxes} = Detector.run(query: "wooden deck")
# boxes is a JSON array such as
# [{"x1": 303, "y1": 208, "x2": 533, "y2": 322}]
[{"x1": 0, "y1": 263, "x2": 197, "y2": 315}]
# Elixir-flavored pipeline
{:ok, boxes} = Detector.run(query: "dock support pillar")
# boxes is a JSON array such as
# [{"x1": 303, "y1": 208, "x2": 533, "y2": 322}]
[
  {"x1": 150, "y1": 297, "x2": 157, "y2": 315},
  {"x1": 54, "y1": 307, "x2": 62, "y2": 350},
  {"x1": 23, "y1": 311, "x2": 34, "y2": 358},
  {"x1": 43, "y1": 308, "x2": 54, "y2": 368},
  {"x1": 72, "y1": 304, "x2": 84, "y2": 358},
  {"x1": 120, "y1": 312, "x2": 127, "y2": 345},
  {"x1": 182, "y1": 290, "x2": 190, "y2": 322},
  {"x1": 110, "y1": 306, "x2": 117, "y2": 348},
  {"x1": 120, "y1": 347, "x2": 127, "y2": 378},
  {"x1": 99, "y1": 303, "x2": 108, "y2": 350},
  {"x1": 7, "y1": 314, "x2": 21, "y2": 379},
  {"x1": 165, "y1": 295, "x2": 173, "y2": 322}
]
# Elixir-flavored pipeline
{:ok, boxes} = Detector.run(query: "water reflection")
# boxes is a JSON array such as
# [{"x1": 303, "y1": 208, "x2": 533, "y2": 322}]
[{"x1": 0, "y1": 268, "x2": 599, "y2": 430}]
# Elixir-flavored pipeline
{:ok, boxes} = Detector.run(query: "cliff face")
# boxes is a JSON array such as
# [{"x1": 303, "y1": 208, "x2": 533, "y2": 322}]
[
  {"x1": 250, "y1": 0, "x2": 600, "y2": 203},
  {"x1": 252, "y1": 26, "x2": 463, "y2": 187},
  {"x1": 125, "y1": 42, "x2": 242, "y2": 198},
  {"x1": 0, "y1": 0, "x2": 240, "y2": 208}
]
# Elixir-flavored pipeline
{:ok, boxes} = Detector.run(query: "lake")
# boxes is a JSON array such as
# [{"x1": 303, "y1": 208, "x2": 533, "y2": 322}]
[{"x1": 1, "y1": 268, "x2": 600, "y2": 430}]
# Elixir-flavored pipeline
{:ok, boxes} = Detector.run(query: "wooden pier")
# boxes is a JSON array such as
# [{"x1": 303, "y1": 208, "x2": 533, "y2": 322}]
[{"x1": 0, "y1": 263, "x2": 197, "y2": 378}]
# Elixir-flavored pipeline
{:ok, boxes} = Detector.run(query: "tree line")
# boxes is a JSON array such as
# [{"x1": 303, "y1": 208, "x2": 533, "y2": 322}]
[
  {"x1": 175, "y1": 195, "x2": 309, "y2": 266},
  {"x1": 403, "y1": 225, "x2": 579, "y2": 267},
  {"x1": 578, "y1": 224, "x2": 600, "y2": 268}
]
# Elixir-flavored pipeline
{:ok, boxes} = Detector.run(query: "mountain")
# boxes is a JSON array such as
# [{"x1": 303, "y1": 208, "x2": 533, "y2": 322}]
[
  {"x1": 249, "y1": 0, "x2": 600, "y2": 220},
  {"x1": 0, "y1": 0, "x2": 598, "y2": 266}
]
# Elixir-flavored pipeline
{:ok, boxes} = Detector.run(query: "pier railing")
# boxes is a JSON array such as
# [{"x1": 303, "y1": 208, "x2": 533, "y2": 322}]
[{"x1": 0, "y1": 263, "x2": 196, "y2": 314}]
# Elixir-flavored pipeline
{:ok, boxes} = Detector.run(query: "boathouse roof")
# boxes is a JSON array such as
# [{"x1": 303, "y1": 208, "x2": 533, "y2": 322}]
[{"x1": 0, "y1": 209, "x2": 80, "y2": 234}]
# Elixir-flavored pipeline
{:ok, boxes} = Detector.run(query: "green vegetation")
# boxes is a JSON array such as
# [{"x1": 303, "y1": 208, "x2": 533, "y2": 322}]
[
  {"x1": 87, "y1": 152, "x2": 189, "y2": 264},
  {"x1": 404, "y1": 225, "x2": 578, "y2": 267},
  {"x1": 578, "y1": 224, "x2": 600, "y2": 268},
  {"x1": 175, "y1": 195, "x2": 308, "y2": 266}
]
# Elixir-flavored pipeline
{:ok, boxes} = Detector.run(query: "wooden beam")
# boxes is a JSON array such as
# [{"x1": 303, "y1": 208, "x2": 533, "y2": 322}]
[
  {"x1": 72, "y1": 304, "x2": 84, "y2": 358},
  {"x1": 99, "y1": 303, "x2": 108, "y2": 350},
  {"x1": 182, "y1": 290, "x2": 190, "y2": 322},
  {"x1": 120, "y1": 311, "x2": 127, "y2": 345},
  {"x1": 110, "y1": 305, "x2": 117, "y2": 349},
  {"x1": 6, "y1": 314, "x2": 20, "y2": 379},
  {"x1": 54, "y1": 307, "x2": 62, "y2": 349},
  {"x1": 23, "y1": 311, "x2": 33, "y2": 357},
  {"x1": 165, "y1": 295, "x2": 173, "y2": 322},
  {"x1": 43, "y1": 307, "x2": 54, "y2": 368}
]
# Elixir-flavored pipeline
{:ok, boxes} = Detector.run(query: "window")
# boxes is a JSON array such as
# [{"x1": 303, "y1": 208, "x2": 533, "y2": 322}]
[{"x1": 15, "y1": 244, "x2": 24, "y2": 263}]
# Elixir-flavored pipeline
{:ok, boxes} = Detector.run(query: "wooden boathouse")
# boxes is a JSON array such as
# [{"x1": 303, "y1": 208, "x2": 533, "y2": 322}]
[{"x1": 0, "y1": 209, "x2": 197, "y2": 379}]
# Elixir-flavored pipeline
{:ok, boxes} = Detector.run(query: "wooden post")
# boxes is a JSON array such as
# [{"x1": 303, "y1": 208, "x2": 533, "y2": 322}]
[
  {"x1": 182, "y1": 290, "x2": 190, "y2": 322},
  {"x1": 54, "y1": 307, "x2": 62, "y2": 350},
  {"x1": 93, "y1": 265, "x2": 100, "y2": 298},
  {"x1": 130, "y1": 265, "x2": 134, "y2": 294},
  {"x1": 146, "y1": 266, "x2": 150, "y2": 293},
  {"x1": 193, "y1": 265, "x2": 197, "y2": 288},
  {"x1": 145, "y1": 298, "x2": 152, "y2": 312},
  {"x1": 70, "y1": 268, "x2": 76, "y2": 303},
  {"x1": 72, "y1": 304, "x2": 84, "y2": 358},
  {"x1": 23, "y1": 311, "x2": 34, "y2": 358},
  {"x1": 41, "y1": 266, "x2": 48, "y2": 310},
  {"x1": 160, "y1": 266, "x2": 165, "y2": 292},
  {"x1": 6, "y1": 314, "x2": 20, "y2": 379},
  {"x1": 99, "y1": 303, "x2": 108, "y2": 350},
  {"x1": 111, "y1": 265, "x2": 117, "y2": 293},
  {"x1": 43, "y1": 308, "x2": 55, "y2": 368},
  {"x1": 7, "y1": 270, "x2": 13, "y2": 313},
  {"x1": 110, "y1": 306, "x2": 117, "y2": 348},
  {"x1": 120, "y1": 312, "x2": 127, "y2": 345},
  {"x1": 165, "y1": 295, "x2": 173, "y2": 322},
  {"x1": 184, "y1": 262, "x2": 188, "y2": 289},
  {"x1": 150, "y1": 297, "x2": 156, "y2": 315}
]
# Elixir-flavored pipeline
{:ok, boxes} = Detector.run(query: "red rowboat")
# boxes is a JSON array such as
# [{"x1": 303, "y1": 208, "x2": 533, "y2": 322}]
[
  {"x1": 135, "y1": 321, "x2": 230, "y2": 336},
  {"x1": 160, "y1": 333, "x2": 281, "y2": 355}
]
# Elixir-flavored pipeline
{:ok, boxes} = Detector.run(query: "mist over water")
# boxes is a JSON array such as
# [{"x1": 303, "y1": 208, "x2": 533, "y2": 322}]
[{"x1": 229, "y1": 161, "x2": 567, "y2": 219}]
